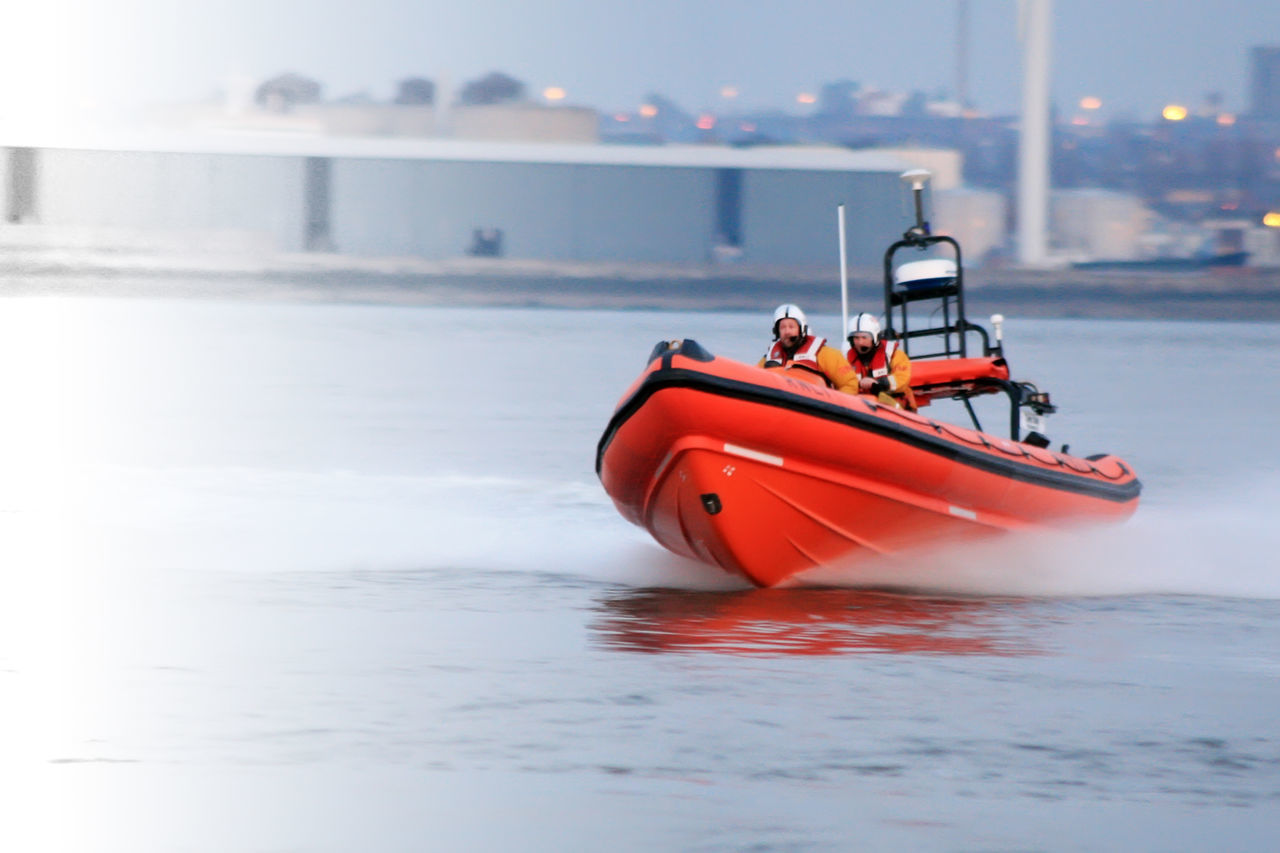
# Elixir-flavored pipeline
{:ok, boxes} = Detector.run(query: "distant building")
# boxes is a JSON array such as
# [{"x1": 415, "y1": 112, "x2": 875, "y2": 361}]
[
  {"x1": 450, "y1": 104, "x2": 598, "y2": 143},
  {"x1": 1249, "y1": 46, "x2": 1280, "y2": 119},
  {"x1": 1051, "y1": 190, "x2": 1152, "y2": 261},
  {"x1": 153, "y1": 100, "x2": 600, "y2": 143},
  {"x1": 933, "y1": 188, "x2": 1007, "y2": 265},
  {"x1": 0, "y1": 137, "x2": 916, "y2": 266}
]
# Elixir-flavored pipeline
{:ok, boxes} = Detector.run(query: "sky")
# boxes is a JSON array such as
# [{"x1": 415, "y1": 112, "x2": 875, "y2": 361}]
[{"x1": 1, "y1": 0, "x2": 1278, "y2": 132}]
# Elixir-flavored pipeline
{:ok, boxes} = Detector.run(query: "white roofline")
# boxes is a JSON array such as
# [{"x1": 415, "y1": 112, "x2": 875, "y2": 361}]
[{"x1": 0, "y1": 129, "x2": 914, "y2": 172}]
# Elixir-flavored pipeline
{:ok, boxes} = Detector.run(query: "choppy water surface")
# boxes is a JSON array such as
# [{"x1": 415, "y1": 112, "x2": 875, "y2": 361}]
[{"x1": 2, "y1": 296, "x2": 1279, "y2": 851}]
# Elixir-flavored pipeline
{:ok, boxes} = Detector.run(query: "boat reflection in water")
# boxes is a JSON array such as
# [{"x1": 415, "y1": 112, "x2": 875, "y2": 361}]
[{"x1": 591, "y1": 588, "x2": 1036, "y2": 657}]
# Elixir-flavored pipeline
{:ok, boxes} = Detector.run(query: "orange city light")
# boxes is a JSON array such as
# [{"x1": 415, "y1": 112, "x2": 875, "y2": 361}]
[
  {"x1": 1217, "y1": 113, "x2": 1236, "y2": 126},
  {"x1": 542, "y1": 86, "x2": 566, "y2": 101},
  {"x1": 1079, "y1": 96, "x2": 1102, "y2": 110},
  {"x1": 1263, "y1": 211, "x2": 1280, "y2": 228},
  {"x1": 796, "y1": 92, "x2": 817, "y2": 105},
  {"x1": 639, "y1": 103, "x2": 658, "y2": 118},
  {"x1": 696, "y1": 114, "x2": 716, "y2": 130},
  {"x1": 720, "y1": 86, "x2": 739, "y2": 99},
  {"x1": 1162, "y1": 104, "x2": 1188, "y2": 121}
]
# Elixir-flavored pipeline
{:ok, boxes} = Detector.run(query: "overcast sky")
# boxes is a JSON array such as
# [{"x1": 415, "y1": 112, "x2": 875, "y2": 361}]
[{"x1": 2, "y1": 0, "x2": 1278, "y2": 130}]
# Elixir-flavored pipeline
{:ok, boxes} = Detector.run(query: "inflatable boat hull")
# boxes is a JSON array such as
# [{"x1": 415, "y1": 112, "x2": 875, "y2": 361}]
[{"x1": 596, "y1": 342, "x2": 1140, "y2": 588}]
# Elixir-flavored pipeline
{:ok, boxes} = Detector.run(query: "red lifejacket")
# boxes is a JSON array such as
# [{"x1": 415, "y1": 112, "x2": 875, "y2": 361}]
[
  {"x1": 764, "y1": 335, "x2": 832, "y2": 387},
  {"x1": 846, "y1": 339, "x2": 899, "y2": 383},
  {"x1": 847, "y1": 339, "x2": 916, "y2": 410}
]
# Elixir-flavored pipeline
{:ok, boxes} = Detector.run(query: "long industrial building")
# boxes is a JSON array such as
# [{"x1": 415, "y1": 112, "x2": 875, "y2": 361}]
[{"x1": 2, "y1": 133, "x2": 918, "y2": 267}]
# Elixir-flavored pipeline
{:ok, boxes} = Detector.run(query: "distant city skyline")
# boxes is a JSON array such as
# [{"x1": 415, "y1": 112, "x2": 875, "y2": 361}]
[{"x1": 2, "y1": 0, "x2": 1278, "y2": 132}]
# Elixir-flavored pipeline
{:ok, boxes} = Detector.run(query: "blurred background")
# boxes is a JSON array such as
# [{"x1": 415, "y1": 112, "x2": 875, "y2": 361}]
[{"x1": 1, "y1": 0, "x2": 1278, "y2": 279}]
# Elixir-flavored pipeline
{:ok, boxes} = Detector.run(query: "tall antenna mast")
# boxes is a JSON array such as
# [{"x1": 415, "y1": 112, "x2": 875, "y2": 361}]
[
  {"x1": 956, "y1": 0, "x2": 970, "y2": 110},
  {"x1": 1017, "y1": 0, "x2": 1051, "y2": 267}
]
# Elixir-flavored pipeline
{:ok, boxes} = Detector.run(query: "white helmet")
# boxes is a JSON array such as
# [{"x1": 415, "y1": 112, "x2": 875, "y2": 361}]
[
  {"x1": 771, "y1": 303, "x2": 808, "y2": 339},
  {"x1": 847, "y1": 312, "x2": 881, "y2": 343}
]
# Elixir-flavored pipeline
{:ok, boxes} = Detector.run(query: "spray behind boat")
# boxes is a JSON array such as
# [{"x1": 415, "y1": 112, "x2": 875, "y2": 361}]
[{"x1": 841, "y1": 169, "x2": 1058, "y2": 447}]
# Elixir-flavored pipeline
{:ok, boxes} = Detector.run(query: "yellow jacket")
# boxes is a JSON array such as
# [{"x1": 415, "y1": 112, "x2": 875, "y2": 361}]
[{"x1": 758, "y1": 335, "x2": 860, "y2": 395}]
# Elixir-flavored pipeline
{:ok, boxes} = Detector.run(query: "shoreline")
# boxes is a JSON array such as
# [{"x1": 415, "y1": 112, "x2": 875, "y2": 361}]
[{"x1": 1, "y1": 249, "x2": 1277, "y2": 321}]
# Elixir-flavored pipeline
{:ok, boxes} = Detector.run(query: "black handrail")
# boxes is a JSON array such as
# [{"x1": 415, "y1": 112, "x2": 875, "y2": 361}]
[
  {"x1": 873, "y1": 172, "x2": 1061, "y2": 444},
  {"x1": 881, "y1": 232, "x2": 999, "y2": 360}
]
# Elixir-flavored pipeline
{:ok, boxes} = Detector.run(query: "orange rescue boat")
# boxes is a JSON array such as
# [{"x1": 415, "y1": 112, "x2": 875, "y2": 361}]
[
  {"x1": 596, "y1": 171, "x2": 1140, "y2": 588},
  {"x1": 595, "y1": 340, "x2": 1138, "y2": 588}
]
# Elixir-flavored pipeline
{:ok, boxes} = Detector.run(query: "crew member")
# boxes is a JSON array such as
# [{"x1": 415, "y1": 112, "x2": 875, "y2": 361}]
[
  {"x1": 758, "y1": 303, "x2": 859, "y2": 394},
  {"x1": 846, "y1": 313, "x2": 915, "y2": 410}
]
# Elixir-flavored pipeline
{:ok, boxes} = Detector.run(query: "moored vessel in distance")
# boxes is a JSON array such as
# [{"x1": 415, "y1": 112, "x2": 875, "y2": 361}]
[
  {"x1": 596, "y1": 170, "x2": 1141, "y2": 588},
  {"x1": 1071, "y1": 250, "x2": 1249, "y2": 271}
]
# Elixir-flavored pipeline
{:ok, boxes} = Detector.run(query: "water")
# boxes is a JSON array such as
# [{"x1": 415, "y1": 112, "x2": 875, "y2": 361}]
[{"x1": 2, "y1": 294, "x2": 1280, "y2": 851}]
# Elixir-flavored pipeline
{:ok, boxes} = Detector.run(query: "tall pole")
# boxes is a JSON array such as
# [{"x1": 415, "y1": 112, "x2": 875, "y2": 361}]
[
  {"x1": 956, "y1": 0, "x2": 970, "y2": 110},
  {"x1": 1017, "y1": 0, "x2": 1051, "y2": 267},
  {"x1": 837, "y1": 205, "x2": 849, "y2": 342}
]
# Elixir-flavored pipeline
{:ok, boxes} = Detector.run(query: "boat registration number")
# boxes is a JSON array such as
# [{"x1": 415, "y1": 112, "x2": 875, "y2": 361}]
[{"x1": 1020, "y1": 410, "x2": 1047, "y2": 434}]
